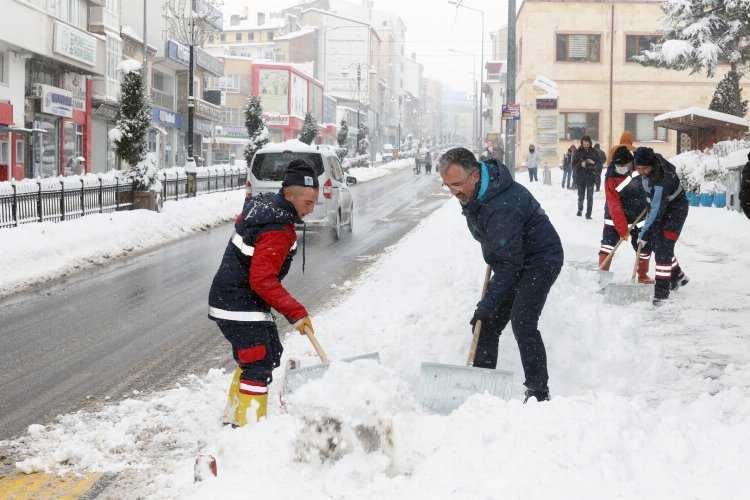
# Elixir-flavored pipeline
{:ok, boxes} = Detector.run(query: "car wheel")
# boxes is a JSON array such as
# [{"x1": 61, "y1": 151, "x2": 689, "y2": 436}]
[{"x1": 332, "y1": 210, "x2": 342, "y2": 240}]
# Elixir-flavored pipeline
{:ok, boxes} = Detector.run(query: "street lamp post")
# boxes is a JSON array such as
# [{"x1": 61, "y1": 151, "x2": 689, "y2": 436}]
[{"x1": 449, "y1": 1, "x2": 485, "y2": 150}]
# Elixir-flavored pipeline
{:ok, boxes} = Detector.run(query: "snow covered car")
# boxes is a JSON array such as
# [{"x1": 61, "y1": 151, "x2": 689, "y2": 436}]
[
  {"x1": 381, "y1": 144, "x2": 394, "y2": 162},
  {"x1": 247, "y1": 140, "x2": 356, "y2": 239}
]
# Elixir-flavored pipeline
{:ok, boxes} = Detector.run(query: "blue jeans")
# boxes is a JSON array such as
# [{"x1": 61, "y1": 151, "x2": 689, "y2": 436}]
[
  {"x1": 562, "y1": 167, "x2": 573, "y2": 188},
  {"x1": 528, "y1": 167, "x2": 538, "y2": 182}
]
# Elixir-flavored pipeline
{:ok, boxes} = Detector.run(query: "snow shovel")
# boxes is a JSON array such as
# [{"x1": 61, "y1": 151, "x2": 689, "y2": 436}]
[
  {"x1": 417, "y1": 266, "x2": 514, "y2": 414},
  {"x1": 598, "y1": 208, "x2": 647, "y2": 289},
  {"x1": 603, "y1": 242, "x2": 653, "y2": 305},
  {"x1": 283, "y1": 326, "x2": 379, "y2": 394}
]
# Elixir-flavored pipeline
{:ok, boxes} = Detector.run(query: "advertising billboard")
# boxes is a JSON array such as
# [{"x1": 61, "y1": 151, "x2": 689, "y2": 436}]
[{"x1": 259, "y1": 69, "x2": 289, "y2": 115}]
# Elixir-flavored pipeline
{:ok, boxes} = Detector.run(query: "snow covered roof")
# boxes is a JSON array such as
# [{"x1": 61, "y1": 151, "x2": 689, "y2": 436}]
[
  {"x1": 655, "y1": 107, "x2": 749, "y2": 130},
  {"x1": 257, "y1": 139, "x2": 319, "y2": 154},
  {"x1": 274, "y1": 27, "x2": 317, "y2": 41}
]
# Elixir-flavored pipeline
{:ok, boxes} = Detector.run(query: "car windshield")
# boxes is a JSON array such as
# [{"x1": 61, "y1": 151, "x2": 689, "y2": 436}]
[{"x1": 251, "y1": 152, "x2": 325, "y2": 181}]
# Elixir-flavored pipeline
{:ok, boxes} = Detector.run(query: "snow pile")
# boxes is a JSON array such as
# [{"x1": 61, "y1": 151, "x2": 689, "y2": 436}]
[
  {"x1": 118, "y1": 59, "x2": 142, "y2": 74},
  {"x1": 0, "y1": 170, "x2": 126, "y2": 194},
  {"x1": 0, "y1": 189, "x2": 246, "y2": 298},
  {"x1": 5, "y1": 172, "x2": 750, "y2": 498},
  {"x1": 670, "y1": 139, "x2": 750, "y2": 193},
  {"x1": 348, "y1": 158, "x2": 416, "y2": 183}
]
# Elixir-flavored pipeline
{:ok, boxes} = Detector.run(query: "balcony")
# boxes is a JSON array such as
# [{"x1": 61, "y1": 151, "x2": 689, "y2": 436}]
[
  {"x1": 89, "y1": 6, "x2": 119, "y2": 34},
  {"x1": 151, "y1": 90, "x2": 174, "y2": 110}
]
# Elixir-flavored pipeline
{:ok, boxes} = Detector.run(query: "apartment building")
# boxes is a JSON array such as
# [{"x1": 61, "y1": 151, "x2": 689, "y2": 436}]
[{"x1": 515, "y1": 0, "x2": 750, "y2": 164}]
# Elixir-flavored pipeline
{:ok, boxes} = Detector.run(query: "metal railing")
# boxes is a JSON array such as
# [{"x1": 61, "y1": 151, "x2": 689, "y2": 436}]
[{"x1": 0, "y1": 168, "x2": 247, "y2": 229}]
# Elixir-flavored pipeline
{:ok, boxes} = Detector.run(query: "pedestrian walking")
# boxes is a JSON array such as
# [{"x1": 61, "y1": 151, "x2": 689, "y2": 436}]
[
  {"x1": 526, "y1": 144, "x2": 540, "y2": 182},
  {"x1": 633, "y1": 147, "x2": 690, "y2": 305},
  {"x1": 437, "y1": 147, "x2": 564, "y2": 402},
  {"x1": 598, "y1": 146, "x2": 654, "y2": 283},
  {"x1": 562, "y1": 144, "x2": 576, "y2": 189},
  {"x1": 573, "y1": 135, "x2": 601, "y2": 219},
  {"x1": 208, "y1": 159, "x2": 320, "y2": 427}
]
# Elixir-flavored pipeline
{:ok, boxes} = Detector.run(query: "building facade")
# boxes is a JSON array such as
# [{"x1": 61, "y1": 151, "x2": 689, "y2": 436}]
[
  {"x1": 515, "y1": 0, "x2": 750, "y2": 165},
  {"x1": 0, "y1": 0, "x2": 105, "y2": 180}
]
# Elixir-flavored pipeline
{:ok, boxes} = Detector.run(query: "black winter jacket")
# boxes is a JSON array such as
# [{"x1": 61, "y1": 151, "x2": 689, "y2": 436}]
[
  {"x1": 462, "y1": 160, "x2": 564, "y2": 317},
  {"x1": 573, "y1": 147, "x2": 601, "y2": 185}
]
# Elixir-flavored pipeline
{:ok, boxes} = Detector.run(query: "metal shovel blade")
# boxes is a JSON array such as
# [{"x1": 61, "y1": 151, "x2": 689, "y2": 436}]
[
  {"x1": 603, "y1": 282, "x2": 653, "y2": 305},
  {"x1": 597, "y1": 270, "x2": 614, "y2": 290},
  {"x1": 417, "y1": 362, "x2": 514, "y2": 414},
  {"x1": 283, "y1": 352, "x2": 380, "y2": 394}
]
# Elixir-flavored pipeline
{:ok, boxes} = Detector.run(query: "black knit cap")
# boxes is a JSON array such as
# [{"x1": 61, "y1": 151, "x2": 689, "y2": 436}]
[
  {"x1": 612, "y1": 146, "x2": 634, "y2": 165},
  {"x1": 633, "y1": 147, "x2": 658, "y2": 167},
  {"x1": 282, "y1": 159, "x2": 319, "y2": 188}
]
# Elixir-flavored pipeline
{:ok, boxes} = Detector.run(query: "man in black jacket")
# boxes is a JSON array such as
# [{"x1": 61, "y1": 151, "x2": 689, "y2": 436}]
[
  {"x1": 438, "y1": 147, "x2": 564, "y2": 402},
  {"x1": 573, "y1": 135, "x2": 601, "y2": 219},
  {"x1": 741, "y1": 152, "x2": 750, "y2": 220}
]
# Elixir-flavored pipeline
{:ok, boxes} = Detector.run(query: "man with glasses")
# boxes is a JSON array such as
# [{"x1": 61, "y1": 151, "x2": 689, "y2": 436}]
[{"x1": 438, "y1": 147, "x2": 564, "y2": 402}]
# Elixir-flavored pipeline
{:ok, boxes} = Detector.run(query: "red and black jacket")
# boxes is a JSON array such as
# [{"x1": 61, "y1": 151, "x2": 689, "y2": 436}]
[
  {"x1": 603, "y1": 163, "x2": 649, "y2": 237},
  {"x1": 208, "y1": 192, "x2": 307, "y2": 324}
]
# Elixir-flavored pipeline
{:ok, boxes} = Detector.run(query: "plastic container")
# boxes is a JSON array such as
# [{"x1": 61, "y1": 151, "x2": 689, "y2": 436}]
[
  {"x1": 686, "y1": 191, "x2": 700, "y2": 207},
  {"x1": 713, "y1": 191, "x2": 727, "y2": 208},
  {"x1": 699, "y1": 192, "x2": 714, "y2": 207}
]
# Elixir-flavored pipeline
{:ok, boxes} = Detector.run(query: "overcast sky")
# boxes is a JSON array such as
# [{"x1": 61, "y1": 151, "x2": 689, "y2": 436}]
[{"x1": 222, "y1": 0, "x2": 510, "y2": 96}]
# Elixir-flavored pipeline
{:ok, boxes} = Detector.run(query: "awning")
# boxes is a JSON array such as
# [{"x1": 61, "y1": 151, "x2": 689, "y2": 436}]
[{"x1": 0, "y1": 125, "x2": 47, "y2": 134}]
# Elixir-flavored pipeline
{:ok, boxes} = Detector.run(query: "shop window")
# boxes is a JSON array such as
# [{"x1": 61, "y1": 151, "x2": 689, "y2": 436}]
[
  {"x1": 626, "y1": 35, "x2": 660, "y2": 62},
  {"x1": 558, "y1": 112, "x2": 599, "y2": 141},
  {"x1": 625, "y1": 113, "x2": 668, "y2": 142},
  {"x1": 0, "y1": 137, "x2": 8, "y2": 164},
  {"x1": 556, "y1": 34, "x2": 601, "y2": 63}
]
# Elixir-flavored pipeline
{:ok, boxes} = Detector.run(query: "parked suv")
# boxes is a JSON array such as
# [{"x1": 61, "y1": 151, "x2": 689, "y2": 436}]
[{"x1": 247, "y1": 140, "x2": 356, "y2": 239}]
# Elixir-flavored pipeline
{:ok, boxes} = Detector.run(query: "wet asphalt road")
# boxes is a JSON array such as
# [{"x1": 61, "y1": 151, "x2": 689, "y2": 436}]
[{"x1": 0, "y1": 168, "x2": 448, "y2": 441}]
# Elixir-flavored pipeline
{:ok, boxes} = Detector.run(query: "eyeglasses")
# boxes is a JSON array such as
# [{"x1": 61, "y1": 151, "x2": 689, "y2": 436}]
[{"x1": 442, "y1": 170, "x2": 478, "y2": 191}]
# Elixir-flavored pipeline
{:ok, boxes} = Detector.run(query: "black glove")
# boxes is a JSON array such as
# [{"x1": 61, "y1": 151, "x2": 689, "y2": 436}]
[{"x1": 470, "y1": 308, "x2": 491, "y2": 329}]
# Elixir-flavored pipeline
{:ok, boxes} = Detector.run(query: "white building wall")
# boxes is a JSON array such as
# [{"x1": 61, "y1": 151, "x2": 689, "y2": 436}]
[{"x1": 0, "y1": 43, "x2": 26, "y2": 127}]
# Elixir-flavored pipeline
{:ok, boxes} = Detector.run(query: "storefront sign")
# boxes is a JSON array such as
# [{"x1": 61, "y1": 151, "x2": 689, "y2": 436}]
[
  {"x1": 502, "y1": 104, "x2": 520, "y2": 121},
  {"x1": 195, "y1": 99, "x2": 222, "y2": 122},
  {"x1": 151, "y1": 106, "x2": 183, "y2": 128},
  {"x1": 264, "y1": 113, "x2": 289, "y2": 127},
  {"x1": 259, "y1": 69, "x2": 289, "y2": 115},
  {"x1": 165, "y1": 40, "x2": 224, "y2": 76},
  {"x1": 194, "y1": 118, "x2": 214, "y2": 136},
  {"x1": 63, "y1": 73, "x2": 87, "y2": 111},
  {"x1": 54, "y1": 21, "x2": 97, "y2": 67},
  {"x1": 34, "y1": 84, "x2": 73, "y2": 118},
  {"x1": 536, "y1": 98, "x2": 558, "y2": 110},
  {"x1": 221, "y1": 125, "x2": 249, "y2": 138}
]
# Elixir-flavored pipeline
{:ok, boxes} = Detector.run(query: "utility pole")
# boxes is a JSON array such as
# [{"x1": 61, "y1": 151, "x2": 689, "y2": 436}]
[
  {"x1": 356, "y1": 63, "x2": 361, "y2": 131},
  {"x1": 142, "y1": 0, "x2": 148, "y2": 83},
  {"x1": 187, "y1": 15, "x2": 195, "y2": 166},
  {"x1": 505, "y1": 0, "x2": 517, "y2": 178},
  {"x1": 478, "y1": 9, "x2": 484, "y2": 151}
]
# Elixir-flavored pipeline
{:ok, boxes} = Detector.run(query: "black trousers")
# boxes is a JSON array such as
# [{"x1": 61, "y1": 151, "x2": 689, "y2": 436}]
[
  {"x1": 652, "y1": 196, "x2": 689, "y2": 300},
  {"x1": 528, "y1": 167, "x2": 538, "y2": 182},
  {"x1": 577, "y1": 181, "x2": 594, "y2": 217},
  {"x1": 473, "y1": 262, "x2": 561, "y2": 393},
  {"x1": 216, "y1": 320, "x2": 283, "y2": 384}
]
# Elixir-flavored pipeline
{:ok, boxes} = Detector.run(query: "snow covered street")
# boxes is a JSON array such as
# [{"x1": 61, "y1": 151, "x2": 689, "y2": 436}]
[{"x1": 3, "y1": 171, "x2": 750, "y2": 499}]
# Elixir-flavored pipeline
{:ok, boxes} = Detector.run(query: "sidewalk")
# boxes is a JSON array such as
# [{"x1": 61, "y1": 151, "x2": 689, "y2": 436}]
[{"x1": 0, "y1": 189, "x2": 246, "y2": 299}]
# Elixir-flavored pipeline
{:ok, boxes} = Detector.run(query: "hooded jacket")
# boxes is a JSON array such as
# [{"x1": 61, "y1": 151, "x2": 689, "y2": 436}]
[
  {"x1": 462, "y1": 159, "x2": 564, "y2": 317},
  {"x1": 208, "y1": 192, "x2": 307, "y2": 324},
  {"x1": 639, "y1": 154, "x2": 686, "y2": 239},
  {"x1": 573, "y1": 147, "x2": 602, "y2": 185},
  {"x1": 603, "y1": 162, "x2": 649, "y2": 237}
]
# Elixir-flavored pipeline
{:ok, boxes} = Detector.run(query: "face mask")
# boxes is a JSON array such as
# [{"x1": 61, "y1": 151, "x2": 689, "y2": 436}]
[{"x1": 615, "y1": 163, "x2": 631, "y2": 175}]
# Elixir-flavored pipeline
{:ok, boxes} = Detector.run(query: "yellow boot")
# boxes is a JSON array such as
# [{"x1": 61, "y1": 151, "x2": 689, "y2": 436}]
[
  {"x1": 222, "y1": 368, "x2": 242, "y2": 425},
  {"x1": 233, "y1": 391, "x2": 268, "y2": 427}
]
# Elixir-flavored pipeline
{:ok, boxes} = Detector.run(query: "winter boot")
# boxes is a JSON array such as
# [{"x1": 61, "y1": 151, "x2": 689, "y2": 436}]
[
  {"x1": 670, "y1": 265, "x2": 689, "y2": 291},
  {"x1": 232, "y1": 380, "x2": 268, "y2": 427},
  {"x1": 637, "y1": 258, "x2": 655, "y2": 284},
  {"x1": 523, "y1": 389, "x2": 550, "y2": 403},
  {"x1": 653, "y1": 278, "x2": 670, "y2": 306},
  {"x1": 598, "y1": 252, "x2": 612, "y2": 272},
  {"x1": 222, "y1": 367, "x2": 242, "y2": 426}
]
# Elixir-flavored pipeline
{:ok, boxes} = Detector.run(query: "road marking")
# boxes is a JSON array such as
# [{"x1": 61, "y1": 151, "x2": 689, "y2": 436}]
[{"x1": 0, "y1": 472, "x2": 102, "y2": 499}]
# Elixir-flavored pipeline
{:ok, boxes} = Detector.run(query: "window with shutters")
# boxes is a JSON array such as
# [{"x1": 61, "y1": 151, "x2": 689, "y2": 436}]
[
  {"x1": 556, "y1": 34, "x2": 601, "y2": 63},
  {"x1": 624, "y1": 113, "x2": 668, "y2": 142}
]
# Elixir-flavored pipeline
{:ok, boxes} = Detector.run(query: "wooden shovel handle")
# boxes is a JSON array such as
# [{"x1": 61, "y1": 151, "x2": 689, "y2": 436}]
[
  {"x1": 467, "y1": 265, "x2": 493, "y2": 366},
  {"x1": 599, "y1": 208, "x2": 648, "y2": 271},
  {"x1": 304, "y1": 328, "x2": 330, "y2": 364},
  {"x1": 631, "y1": 241, "x2": 644, "y2": 283}
]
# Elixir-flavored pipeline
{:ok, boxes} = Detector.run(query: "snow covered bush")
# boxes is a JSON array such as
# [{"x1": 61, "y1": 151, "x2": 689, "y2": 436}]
[
  {"x1": 243, "y1": 96, "x2": 270, "y2": 168},
  {"x1": 299, "y1": 113, "x2": 318, "y2": 145},
  {"x1": 125, "y1": 153, "x2": 162, "y2": 193},
  {"x1": 111, "y1": 59, "x2": 153, "y2": 190},
  {"x1": 670, "y1": 140, "x2": 748, "y2": 194}
]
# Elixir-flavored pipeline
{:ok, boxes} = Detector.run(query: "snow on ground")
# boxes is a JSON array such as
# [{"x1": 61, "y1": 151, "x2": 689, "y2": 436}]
[
  {"x1": 4, "y1": 171, "x2": 750, "y2": 499},
  {"x1": 347, "y1": 158, "x2": 416, "y2": 183},
  {"x1": 0, "y1": 189, "x2": 246, "y2": 298}
]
